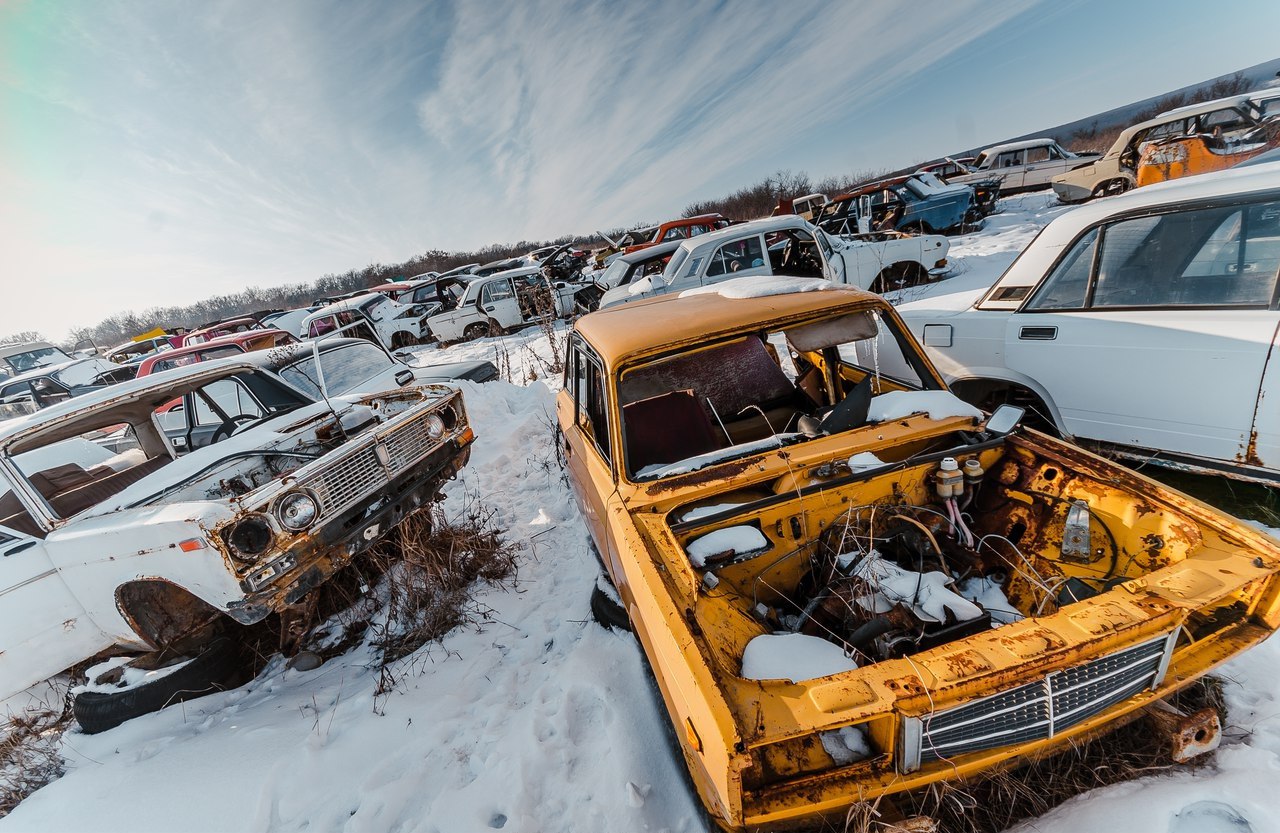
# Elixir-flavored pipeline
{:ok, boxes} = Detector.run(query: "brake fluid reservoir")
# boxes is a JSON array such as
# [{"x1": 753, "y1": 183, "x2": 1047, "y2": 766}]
[{"x1": 936, "y1": 457, "x2": 963, "y2": 498}]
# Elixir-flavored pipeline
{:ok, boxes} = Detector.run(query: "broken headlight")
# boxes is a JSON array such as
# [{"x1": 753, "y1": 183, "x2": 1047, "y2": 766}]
[
  {"x1": 425, "y1": 413, "x2": 446, "y2": 440},
  {"x1": 226, "y1": 514, "x2": 273, "y2": 562},
  {"x1": 276, "y1": 490, "x2": 319, "y2": 532}
]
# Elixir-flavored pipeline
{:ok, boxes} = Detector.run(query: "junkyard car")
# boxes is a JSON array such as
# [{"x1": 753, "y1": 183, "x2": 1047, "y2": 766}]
[
  {"x1": 815, "y1": 173, "x2": 983, "y2": 235},
  {"x1": 1135, "y1": 122, "x2": 1279, "y2": 188},
  {"x1": 573, "y1": 240, "x2": 682, "y2": 313},
  {"x1": 136, "y1": 329, "x2": 298, "y2": 377},
  {"x1": 1052, "y1": 93, "x2": 1277, "y2": 202},
  {"x1": 0, "y1": 355, "x2": 475, "y2": 715},
  {"x1": 559, "y1": 278, "x2": 1280, "y2": 829},
  {"x1": 426, "y1": 267, "x2": 579, "y2": 342},
  {"x1": 177, "y1": 316, "x2": 266, "y2": 348},
  {"x1": 301, "y1": 292, "x2": 437, "y2": 350},
  {"x1": 596, "y1": 215, "x2": 950, "y2": 309},
  {"x1": 0, "y1": 341, "x2": 80, "y2": 378},
  {"x1": 896, "y1": 161, "x2": 1280, "y2": 485},
  {"x1": 947, "y1": 138, "x2": 1098, "y2": 195},
  {"x1": 0, "y1": 357, "x2": 137, "y2": 413}
]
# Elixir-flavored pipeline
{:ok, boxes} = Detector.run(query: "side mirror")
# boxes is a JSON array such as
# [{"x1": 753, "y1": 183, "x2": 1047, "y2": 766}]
[
  {"x1": 984, "y1": 404, "x2": 1024, "y2": 436},
  {"x1": 395, "y1": 368, "x2": 415, "y2": 386}
]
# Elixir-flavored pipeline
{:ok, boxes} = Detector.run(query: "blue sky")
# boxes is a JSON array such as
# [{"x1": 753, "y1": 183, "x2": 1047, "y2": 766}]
[{"x1": 2, "y1": 0, "x2": 1278, "y2": 340}]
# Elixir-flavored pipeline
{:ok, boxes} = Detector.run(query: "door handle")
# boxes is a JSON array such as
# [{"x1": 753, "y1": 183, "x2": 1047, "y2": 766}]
[
  {"x1": 1019, "y1": 325, "x2": 1057, "y2": 340},
  {"x1": 483, "y1": 306, "x2": 495, "y2": 312}
]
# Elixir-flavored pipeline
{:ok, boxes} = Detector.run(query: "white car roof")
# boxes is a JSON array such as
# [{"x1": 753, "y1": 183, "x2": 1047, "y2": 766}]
[
  {"x1": 0, "y1": 358, "x2": 95, "y2": 387},
  {"x1": 981, "y1": 160, "x2": 1280, "y2": 303},
  {"x1": 672, "y1": 215, "x2": 812, "y2": 260},
  {"x1": 976, "y1": 137, "x2": 1061, "y2": 156},
  {"x1": 301, "y1": 292, "x2": 385, "y2": 325}
]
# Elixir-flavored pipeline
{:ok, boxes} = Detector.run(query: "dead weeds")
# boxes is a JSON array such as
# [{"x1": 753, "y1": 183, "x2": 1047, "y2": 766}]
[{"x1": 0, "y1": 694, "x2": 73, "y2": 818}]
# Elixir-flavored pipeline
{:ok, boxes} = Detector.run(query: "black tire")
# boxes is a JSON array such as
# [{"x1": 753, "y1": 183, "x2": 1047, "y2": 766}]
[
  {"x1": 589, "y1": 576, "x2": 631, "y2": 632},
  {"x1": 73, "y1": 638, "x2": 245, "y2": 734},
  {"x1": 390, "y1": 331, "x2": 417, "y2": 349}
]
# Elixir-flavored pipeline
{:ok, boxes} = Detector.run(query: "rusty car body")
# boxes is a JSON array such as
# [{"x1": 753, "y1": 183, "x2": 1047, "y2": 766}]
[
  {"x1": 557, "y1": 279, "x2": 1280, "y2": 830},
  {"x1": 0, "y1": 355, "x2": 474, "y2": 703}
]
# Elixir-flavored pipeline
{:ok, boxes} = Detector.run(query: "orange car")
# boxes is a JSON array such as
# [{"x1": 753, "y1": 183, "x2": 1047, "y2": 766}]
[
  {"x1": 618, "y1": 213, "x2": 733, "y2": 255},
  {"x1": 1136, "y1": 126, "x2": 1278, "y2": 187}
]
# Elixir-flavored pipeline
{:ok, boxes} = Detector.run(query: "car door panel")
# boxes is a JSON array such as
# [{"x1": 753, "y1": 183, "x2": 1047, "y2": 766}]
[{"x1": 1006, "y1": 310, "x2": 1276, "y2": 463}]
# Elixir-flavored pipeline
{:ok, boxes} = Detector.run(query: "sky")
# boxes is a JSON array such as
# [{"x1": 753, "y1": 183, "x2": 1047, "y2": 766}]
[{"x1": 2, "y1": 0, "x2": 1278, "y2": 342}]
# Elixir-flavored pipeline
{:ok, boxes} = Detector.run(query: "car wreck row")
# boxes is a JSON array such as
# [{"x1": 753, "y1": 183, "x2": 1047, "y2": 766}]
[{"x1": 559, "y1": 281, "x2": 1280, "y2": 829}]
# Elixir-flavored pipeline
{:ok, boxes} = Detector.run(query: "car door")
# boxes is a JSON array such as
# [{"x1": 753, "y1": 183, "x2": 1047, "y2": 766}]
[
  {"x1": 693, "y1": 233, "x2": 769, "y2": 288},
  {"x1": 180, "y1": 377, "x2": 268, "y2": 450},
  {"x1": 995, "y1": 149, "x2": 1027, "y2": 190},
  {"x1": 1004, "y1": 199, "x2": 1280, "y2": 467},
  {"x1": 0, "y1": 517, "x2": 107, "y2": 698},
  {"x1": 1021, "y1": 145, "x2": 1055, "y2": 189},
  {"x1": 560, "y1": 341, "x2": 621, "y2": 579},
  {"x1": 480, "y1": 277, "x2": 522, "y2": 328}
]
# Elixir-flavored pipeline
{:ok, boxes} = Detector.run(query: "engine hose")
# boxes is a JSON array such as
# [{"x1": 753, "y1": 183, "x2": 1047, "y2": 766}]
[{"x1": 847, "y1": 615, "x2": 897, "y2": 652}]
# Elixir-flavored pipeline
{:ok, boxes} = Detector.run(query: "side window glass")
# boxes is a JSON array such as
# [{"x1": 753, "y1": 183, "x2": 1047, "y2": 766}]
[
  {"x1": 1047, "y1": 145, "x2": 1065, "y2": 160},
  {"x1": 706, "y1": 236, "x2": 765, "y2": 277},
  {"x1": 1026, "y1": 146, "x2": 1050, "y2": 163},
  {"x1": 481, "y1": 280, "x2": 514, "y2": 305},
  {"x1": 585, "y1": 360, "x2": 610, "y2": 462},
  {"x1": 193, "y1": 379, "x2": 266, "y2": 426},
  {"x1": 1025, "y1": 228, "x2": 1099, "y2": 310}
]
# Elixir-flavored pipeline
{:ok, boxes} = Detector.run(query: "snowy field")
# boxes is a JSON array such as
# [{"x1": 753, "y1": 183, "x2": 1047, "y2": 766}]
[{"x1": 5, "y1": 194, "x2": 1280, "y2": 833}]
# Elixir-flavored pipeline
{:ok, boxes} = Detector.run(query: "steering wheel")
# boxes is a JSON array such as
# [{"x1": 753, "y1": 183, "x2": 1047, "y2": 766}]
[{"x1": 210, "y1": 414, "x2": 259, "y2": 444}]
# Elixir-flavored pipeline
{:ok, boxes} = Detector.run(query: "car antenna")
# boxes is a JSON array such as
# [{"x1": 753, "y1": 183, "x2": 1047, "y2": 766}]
[{"x1": 311, "y1": 340, "x2": 349, "y2": 441}]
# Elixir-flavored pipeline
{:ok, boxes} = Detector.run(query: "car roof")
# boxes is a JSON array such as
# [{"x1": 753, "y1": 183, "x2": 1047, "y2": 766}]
[
  {"x1": 237, "y1": 337, "x2": 375, "y2": 373},
  {"x1": 0, "y1": 358, "x2": 88, "y2": 387},
  {"x1": 975, "y1": 137, "x2": 1060, "y2": 156},
  {"x1": 672, "y1": 214, "x2": 813, "y2": 258},
  {"x1": 1112, "y1": 93, "x2": 1265, "y2": 150},
  {"x1": 302, "y1": 292, "x2": 385, "y2": 322},
  {"x1": 575, "y1": 282, "x2": 880, "y2": 367},
  {"x1": 0, "y1": 356, "x2": 267, "y2": 451},
  {"x1": 186, "y1": 316, "x2": 259, "y2": 338},
  {"x1": 612, "y1": 239, "x2": 683, "y2": 265}
]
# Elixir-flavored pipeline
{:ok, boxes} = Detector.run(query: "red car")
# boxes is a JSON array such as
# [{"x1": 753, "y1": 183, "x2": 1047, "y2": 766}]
[
  {"x1": 138, "y1": 329, "x2": 297, "y2": 377},
  {"x1": 174, "y1": 316, "x2": 265, "y2": 348}
]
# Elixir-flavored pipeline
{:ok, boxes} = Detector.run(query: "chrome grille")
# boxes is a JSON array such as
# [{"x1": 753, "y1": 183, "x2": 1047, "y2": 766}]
[
  {"x1": 303, "y1": 405, "x2": 451, "y2": 518},
  {"x1": 905, "y1": 632, "x2": 1175, "y2": 770}
]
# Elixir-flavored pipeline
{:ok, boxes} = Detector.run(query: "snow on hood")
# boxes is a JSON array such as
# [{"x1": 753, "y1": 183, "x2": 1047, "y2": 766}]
[
  {"x1": 868, "y1": 390, "x2": 982, "y2": 423},
  {"x1": 741, "y1": 632, "x2": 859, "y2": 683},
  {"x1": 678, "y1": 276, "x2": 835, "y2": 300}
]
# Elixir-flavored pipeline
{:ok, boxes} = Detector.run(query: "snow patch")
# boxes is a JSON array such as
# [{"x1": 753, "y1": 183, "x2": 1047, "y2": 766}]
[
  {"x1": 850, "y1": 553, "x2": 982, "y2": 623},
  {"x1": 678, "y1": 276, "x2": 835, "y2": 300},
  {"x1": 820, "y1": 725, "x2": 872, "y2": 765},
  {"x1": 679, "y1": 502, "x2": 745, "y2": 522},
  {"x1": 741, "y1": 632, "x2": 858, "y2": 683},
  {"x1": 868, "y1": 390, "x2": 982, "y2": 423},
  {"x1": 636, "y1": 433, "x2": 801, "y2": 479},
  {"x1": 685, "y1": 525, "x2": 768, "y2": 567},
  {"x1": 956, "y1": 576, "x2": 1023, "y2": 625},
  {"x1": 847, "y1": 451, "x2": 884, "y2": 472}
]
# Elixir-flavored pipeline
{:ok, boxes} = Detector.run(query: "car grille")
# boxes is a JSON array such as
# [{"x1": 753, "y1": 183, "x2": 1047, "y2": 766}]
[
  {"x1": 904, "y1": 632, "x2": 1175, "y2": 770},
  {"x1": 304, "y1": 406, "x2": 448, "y2": 518}
]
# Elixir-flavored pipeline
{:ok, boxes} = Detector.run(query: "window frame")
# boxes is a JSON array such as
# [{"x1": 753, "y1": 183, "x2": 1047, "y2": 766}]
[{"x1": 1019, "y1": 193, "x2": 1280, "y2": 314}]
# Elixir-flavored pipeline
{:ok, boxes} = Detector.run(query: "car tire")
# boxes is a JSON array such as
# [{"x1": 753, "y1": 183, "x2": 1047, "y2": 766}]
[
  {"x1": 390, "y1": 332, "x2": 418, "y2": 349},
  {"x1": 589, "y1": 575, "x2": 632, "y2": 632},
  {"x1": 73, "y1": 637, "x2": 246, "y2": 735}
]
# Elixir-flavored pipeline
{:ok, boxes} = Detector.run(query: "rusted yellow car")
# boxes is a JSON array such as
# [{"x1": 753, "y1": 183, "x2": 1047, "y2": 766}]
[
  {"x1": 1136, "y1": 127, "x2": 1278, "y2": 187},
  {"x1": 557, "y1": 278, "x2": 1280, "y2": 831}
]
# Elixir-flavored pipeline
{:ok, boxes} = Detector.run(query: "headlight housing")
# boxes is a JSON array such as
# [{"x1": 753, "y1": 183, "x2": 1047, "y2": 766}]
[
  {"x1": 226, "y1": 514, "x2": 273, "y2": 561},
  {"x1": 276, "y1": 490, "x2": 319, "y2": 531},
  {"x1": 425, "y1": 413, "x2": 446, "y2": 440}
]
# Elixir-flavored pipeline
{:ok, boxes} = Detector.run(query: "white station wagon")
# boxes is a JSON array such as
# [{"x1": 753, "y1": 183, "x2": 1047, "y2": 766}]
[{"x1": 893, "y1": 161, "x2": 1280, "y2": 485}]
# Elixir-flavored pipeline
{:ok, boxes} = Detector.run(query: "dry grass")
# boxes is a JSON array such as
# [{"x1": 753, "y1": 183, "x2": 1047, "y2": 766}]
[
  {"x1": 362, "y1": 495, "x2": 521, "y2": 695},
  {"x1": 0, "y1": 695, "x2": 73, "y2": 818},
  {"x1": 828, "y1": 678, "x2": 1226, "y2": 833}
]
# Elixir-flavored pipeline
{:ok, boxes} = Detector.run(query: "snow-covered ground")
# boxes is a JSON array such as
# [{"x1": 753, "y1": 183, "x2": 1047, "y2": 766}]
[{"x1": 5, "y1": 193, "x2": 1280, "y2": 833}]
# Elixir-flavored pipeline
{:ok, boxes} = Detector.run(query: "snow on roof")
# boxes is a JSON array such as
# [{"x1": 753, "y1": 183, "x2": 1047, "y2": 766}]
[
  {"x1": 975, "y1": 137, "x2": 1059, "y2": 156},
  {"x1": 304, "y1": 293, "x2": 385, "y2": 321},
  {"x1": 678, "y1": 276, "x2": 835, "y2": 301}
]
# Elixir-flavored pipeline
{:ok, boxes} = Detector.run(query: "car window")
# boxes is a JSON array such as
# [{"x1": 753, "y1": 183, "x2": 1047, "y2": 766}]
[
  {"x1": 151, "y1": 345, "x2": 243, "y2": 374},
  {"x1": 661, "y1": 226, "x2": 688, "y2": 241},
  {"x1": 1048, "y1": 145, "x2": 1066, "y2": 160},
  {"x1": 281, "y1": 342, "x2": 394, "y2": 397},
  {"x1": 1201, "y1": 108, "x2": 1247, "y2": 131},
  {"x1": 1024, "y1": 228, "x2": 1099, "y2": 311},
  {"x1": 570, "y1": 345, "x2": 610, "y2": 462},
  {"x1": 834, "y1": 311, "x2": 927, "y2": 390},
  {"x1": 3, "y1": 346, "x2": 71, "y2": 373},
  {"x1": 193, "y1": 378, "x2": 266, "y2": 426},
  {"x1": 706, "y1": 235, "x2": 765, "y2": 277},
  {"x1": 1025, "y1": 146, "x2": 1050, "y2": 163},
  {"x1": 481, "y1": 279, "x2": 515, "y2": 305},
  {"x1": 998, "y1": 151, "x2": 1024, "y2": 167}
]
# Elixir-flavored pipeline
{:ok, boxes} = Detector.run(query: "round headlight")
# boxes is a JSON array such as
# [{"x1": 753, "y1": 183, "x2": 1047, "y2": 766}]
[
  {"x1": 425, "y1": 414, "x2": 446, "y2": 440},
  {"x1": 227, "y1": 515, "x2": 273, "y2": 561},
  {"x1": 276, "y1": 491, "x2": 319, "y2": 532}
]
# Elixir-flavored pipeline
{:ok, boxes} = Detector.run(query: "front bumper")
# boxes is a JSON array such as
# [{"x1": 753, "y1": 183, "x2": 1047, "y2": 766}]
[
  {"x1": 1052, "y1": 180, "x2": 1092, "y2": 203},
  {"x1": 225, "y1": 437, "x2": 471, "y2": 623}
]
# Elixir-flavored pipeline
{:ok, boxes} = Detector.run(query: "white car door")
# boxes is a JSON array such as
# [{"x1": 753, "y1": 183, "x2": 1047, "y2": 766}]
[
  {"x1": 1004, "y1": 200, "x2": 1280, "y2": 466},
  {"x1": 0, "y1": 521, "x2": 107, "y2": 698},
  {"x1": 480, "y1": 277, "x2": 523, "y2": 329}
]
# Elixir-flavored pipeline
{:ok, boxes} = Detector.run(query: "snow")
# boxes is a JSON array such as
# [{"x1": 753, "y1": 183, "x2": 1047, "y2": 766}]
[
  {"x1": 867, "y1": 389, "x2": 983, "y2": 423},
  {"x1": 636, "y1": 433, "x2": 801, "y2": 479},
  {"x1": 740, "y1": 633, "x2": 858, "y2": 683},
  {"x1": 678, "y1": 503, "x2": 744, "y2": 522},
  {"x1": 678, "y1": 276, "x2": 835, "y2": 300},
  {"x1": 956, "y1": 576, "x2": 1024, "y2": 625},
  {"x1": 850, "y1": 552, "x2": 983, "y2": 623},
  {"x1": 819, "y1": 725, "x2": 871, "y2": 765},
  {"x1": 8, "y1": 197, "x2": 1280, "y2": 833},
  {"x1": 684, "y1": 525, "x2": 768, "y2": 567}
]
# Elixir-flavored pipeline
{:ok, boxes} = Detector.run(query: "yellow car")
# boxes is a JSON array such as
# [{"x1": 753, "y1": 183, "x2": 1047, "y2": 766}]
[
  {"x1": 557, "y1": 278, "x2": 1280, "y2": 830},
  {"x1": 1136, "y1": 127, "x2": 1278, "y2": 187}
]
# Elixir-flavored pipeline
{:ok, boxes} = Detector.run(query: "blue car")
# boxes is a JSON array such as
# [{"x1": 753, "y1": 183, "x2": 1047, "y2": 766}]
[{"x1": 817, "y1": 172, "x2": 983, "y2": 235}]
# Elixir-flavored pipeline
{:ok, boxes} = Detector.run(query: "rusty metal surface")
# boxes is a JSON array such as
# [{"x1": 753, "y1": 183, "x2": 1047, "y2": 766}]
[{"x1": 1147, "y1": 700, "x2": 1222, "y2": 763}]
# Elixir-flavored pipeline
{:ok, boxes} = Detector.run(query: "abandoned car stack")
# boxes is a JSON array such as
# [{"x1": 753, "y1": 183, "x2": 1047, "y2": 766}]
[{"x1": 6, "y1": 83, "x2": 1280, "y2": 833}]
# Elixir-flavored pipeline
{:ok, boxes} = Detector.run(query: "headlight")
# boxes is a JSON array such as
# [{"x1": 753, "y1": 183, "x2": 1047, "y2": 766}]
[
  {"x1": 425, "y1": 414, "x2": 446, "y2": 440},
  {"x1": 226, "y1": 514, "x2": 273, "y2": 561},
  {"x1": 276, "y1": 491, "x2": 319, "y2": 531}
]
